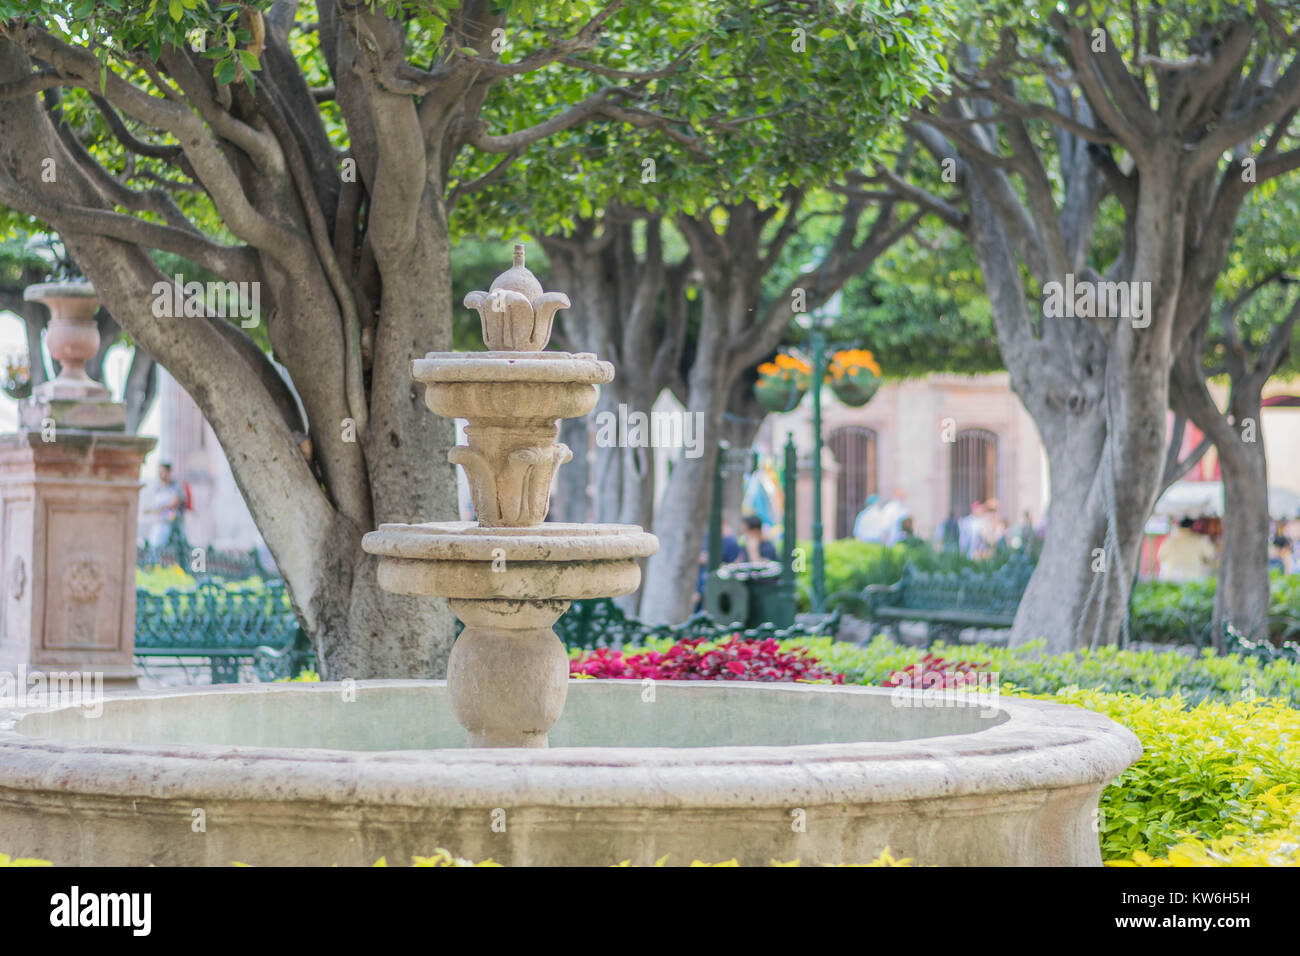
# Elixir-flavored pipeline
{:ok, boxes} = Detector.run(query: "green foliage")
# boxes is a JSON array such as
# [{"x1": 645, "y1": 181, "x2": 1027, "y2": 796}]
[
  {"x1": 834, "y1": 229, "x2": 1002, "y2": 378},
  {"x1": 451, "y1": 0, "x2": 954, "y2": 238},
  {"x1": 788, "y1": 633, "x2": 1300, "y2": 708},
  {"x1": 1022, "y1": 688, "x2": 1300, "y2": 862},
  {"x1": 0, "y1": 852, "x2": 51, "y2": 866},
  {"x1": 784, "y1": 634, "x2": 1300, "y2": 863},
  {"x1": 798, "y1": 538, "x2": 1031, "y2": 611},
  {"x1": 1130, "y1": 573, "x2": 1300, "y2": 645},
  {"x1": 135, "y1": 564, "x2": 276, "y2": 596}
]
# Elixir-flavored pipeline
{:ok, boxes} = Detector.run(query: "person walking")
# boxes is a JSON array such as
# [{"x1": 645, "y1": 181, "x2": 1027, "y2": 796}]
[
  {"x1": 880, "y1": 489, "x2": 912, "y2": 546},
  {"x1": 143, "y1": 462, "x2": 186, "y2": 549},
  {"x1": 741, "y1": 515, "x2": 778, "y2": 562},
  {"x1": 853, "y1": 494, "x2": 885, "y2": 543}
]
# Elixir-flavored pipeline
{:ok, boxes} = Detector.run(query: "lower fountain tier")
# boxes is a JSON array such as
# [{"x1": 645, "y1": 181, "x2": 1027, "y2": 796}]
[{"x1": 362, "y1": 521, "x2": 658, "y2": 601}]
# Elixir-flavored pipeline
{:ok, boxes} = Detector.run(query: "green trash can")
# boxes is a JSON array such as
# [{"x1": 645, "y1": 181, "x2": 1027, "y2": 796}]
[{"x1": 704, "y1": 561, "x2": 785, "y2": 629}]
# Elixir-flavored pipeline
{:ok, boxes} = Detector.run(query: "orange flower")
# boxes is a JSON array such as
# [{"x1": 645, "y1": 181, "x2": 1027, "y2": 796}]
[
  {"x1": 830, "y1": 349, "x2": 882, "y2": 379},
  {"x1": 773, "y1": 352, "x2": 811, "y2": 373}
]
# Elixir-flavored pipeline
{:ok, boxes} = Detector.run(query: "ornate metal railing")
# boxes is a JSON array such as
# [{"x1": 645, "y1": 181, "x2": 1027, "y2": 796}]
[
  {"x1": 134, "y1": 579, "x2": 311, "y2": 684},
  {"x1": 552, "y1": 598, "x2": 841, "y2": 651},
  {"x1": 136, "y1": 525, "x2": 274, "y2": 581}
]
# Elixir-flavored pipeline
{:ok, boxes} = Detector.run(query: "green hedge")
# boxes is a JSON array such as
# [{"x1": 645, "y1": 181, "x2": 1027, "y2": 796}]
[
  {"x1": 801, "y1": 538, "x2": 1300, "y2": 645},
  {"x1": 795, "y1": 538, "x2": 1030, "y2": 611},
  {"x1": 778, "y1": 635, "x2": 1300, "y2": 864},
  {"x1": 789, "y1": 635, "x2": 1300, "y2": 707},
  {"x1": 1130, "y1": 573, "x2": 1300, "y2": 645}
]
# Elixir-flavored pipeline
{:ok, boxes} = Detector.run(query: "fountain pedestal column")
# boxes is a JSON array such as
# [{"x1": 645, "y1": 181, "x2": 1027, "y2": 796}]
[
  {"x1": 0, "y1": 282, "x2": 154, "y2": 689},
  {"x1": 446, "y1": 598, "x2": 570, "y2": 748}
]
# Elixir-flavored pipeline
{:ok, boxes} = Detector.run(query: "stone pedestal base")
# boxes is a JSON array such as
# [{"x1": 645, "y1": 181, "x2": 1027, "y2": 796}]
[
  {"x1": 446, "y1": 598, "x2": 570, "y2": 748},
  {"x1": 0, "y1": 430, "x2": 155, "y2": 689}
]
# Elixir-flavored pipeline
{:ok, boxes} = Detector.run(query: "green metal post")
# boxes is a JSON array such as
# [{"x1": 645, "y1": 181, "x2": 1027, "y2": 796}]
[
  {"x1": 773, "y1": 432, "x2": 798, "y2": 624},
  {"x1": 708, "y1": 440, "x2": 726, "y2": 573},
  {"x1": 810, "y1": 324, "x2": 826, "y2": 613}
]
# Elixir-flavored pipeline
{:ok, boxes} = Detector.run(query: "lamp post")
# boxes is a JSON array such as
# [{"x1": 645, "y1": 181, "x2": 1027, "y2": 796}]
[
  {"x1": 809, "y1": 312, "x2": 828, "y2": 614},
  {"x1": 757, "y1": 266, "x2": 879, "y2": 617},
  {"x1": 793, "y1": 286, "x2": 878, "y2": 614}
]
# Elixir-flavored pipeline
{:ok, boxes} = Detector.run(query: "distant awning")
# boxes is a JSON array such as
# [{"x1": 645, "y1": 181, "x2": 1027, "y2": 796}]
[
  {"x1": 1154, "y1": 480, "x2": 1300, "y2": 520},
  {"x1": 1262, "y1": 394, "x2": 1300, "y2": 407}
]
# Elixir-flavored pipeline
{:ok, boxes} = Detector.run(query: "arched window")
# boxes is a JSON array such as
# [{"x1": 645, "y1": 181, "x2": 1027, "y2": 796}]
[
  {"x1": 951, "y1": 429, "x2": 998, "y2": 517},
  {"x1": 828, "y1": 426, "x2": 877, "y2": 539}
]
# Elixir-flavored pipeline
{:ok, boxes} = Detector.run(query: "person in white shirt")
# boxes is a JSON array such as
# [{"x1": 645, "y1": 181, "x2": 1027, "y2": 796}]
[
  {"x1": 143, "y1": 462, "x2": 185, "y2": 548},
  {"x1": 880, "y1": 489, "x2": 911, "y2": 546},
  {"x1": 959, "y1": 500, "x2": 985, "y2": 558},
  {"x1": 853, "y1": 494, "x2": 885, "y2": 543}
]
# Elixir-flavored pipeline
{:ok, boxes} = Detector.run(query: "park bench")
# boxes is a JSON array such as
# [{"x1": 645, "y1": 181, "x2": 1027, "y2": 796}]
[
  {"x1": 854, "y1": 551, "x2": 1035, "y2": 647},
  {"x1": 134, "y1": 580, "x2": 312, "y2": 683}
]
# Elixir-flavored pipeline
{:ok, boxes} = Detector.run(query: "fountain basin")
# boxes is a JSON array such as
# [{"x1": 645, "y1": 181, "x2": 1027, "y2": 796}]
[{"x1": 0, "y1": 680, "x2": 1140, "y2": 866}]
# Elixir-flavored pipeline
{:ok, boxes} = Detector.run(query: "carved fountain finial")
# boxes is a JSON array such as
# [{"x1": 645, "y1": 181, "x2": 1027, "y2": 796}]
[{"x1": 464, "y1": 242, "x2": 570, "y2": 351}]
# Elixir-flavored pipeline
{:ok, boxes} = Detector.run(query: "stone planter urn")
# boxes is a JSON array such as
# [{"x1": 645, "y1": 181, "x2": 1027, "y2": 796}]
[
  {"x1": 20, "y1": 281, "x2": 123, "y2": 430},
  {"x1": 0, "y1": 277, "x2": 154, "y2": 688}
]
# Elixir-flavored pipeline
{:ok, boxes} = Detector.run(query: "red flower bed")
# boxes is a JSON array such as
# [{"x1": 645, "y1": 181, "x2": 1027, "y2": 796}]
[
  {"x1": 882, "y1": 653, "x2": 990, "y2": 689},
  {"x1": 571, "y1": 636, "x2": 844, "y2": 683}
]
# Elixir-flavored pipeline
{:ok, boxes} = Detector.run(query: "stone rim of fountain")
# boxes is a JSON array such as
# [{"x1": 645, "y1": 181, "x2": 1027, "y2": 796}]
[{"x1": 0, "y1": 681, "x2": 1140, "y2": 809}]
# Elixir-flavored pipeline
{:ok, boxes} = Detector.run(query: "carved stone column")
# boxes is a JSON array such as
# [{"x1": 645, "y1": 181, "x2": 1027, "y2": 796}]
[{"x1": 0, "y1": 282, "x2": 154, "y2": 689}]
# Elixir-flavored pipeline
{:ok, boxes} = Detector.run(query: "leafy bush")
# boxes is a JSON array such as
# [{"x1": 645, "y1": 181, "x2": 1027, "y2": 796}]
[
  {"x1": 0, "y1": 853, "x2": 50, "y2": 867},
  {"x1": 571, "y1": 636, "x2": 843, "y2": 683},
  {"x1": 1024, "y1": 688, "x2": 1300, "y2": 863},
  {"x1": 794, "y1": 538, "x2": 1030, "y2": 611},
  {"x1": 1129, "y1": 572, "x2": 1300, "y2": 645},
  {"x1": 788, "y1": 635, "x2": 1300, "y2": 707},
  {"x1": 136, "y1": 565, "x2": 278, "y2": 597},
  {"x1": 881, "y1": 653, "x2": 990, "y2": 689},
  {"x1": 774, "y1": 636, "x2": 1300, "y2": 865},
  {"x1": 1113, "y1": 827, "x2": 1300, "y2": 867}
]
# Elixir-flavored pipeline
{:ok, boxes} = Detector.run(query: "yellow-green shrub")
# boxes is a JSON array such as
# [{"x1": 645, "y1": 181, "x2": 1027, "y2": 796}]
[
  {"x1": 1009, "y1": 686, "x2": 1300, "y2": 863},
  {"x1": 0, "y1": 853, "x2": 51, "y2": 866}
]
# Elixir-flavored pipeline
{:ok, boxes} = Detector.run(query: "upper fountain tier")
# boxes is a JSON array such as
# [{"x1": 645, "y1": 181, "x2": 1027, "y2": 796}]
[{"x1": 411, "y1": 244, "x2": 613, "y2": 527}]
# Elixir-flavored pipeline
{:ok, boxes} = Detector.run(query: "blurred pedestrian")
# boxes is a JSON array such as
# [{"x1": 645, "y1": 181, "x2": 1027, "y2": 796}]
[
  {"x1": 853, "y1": 494, "x2": 885, "y2": 543},
  {"x1": 1157, "y1": 517, "x2": 1217, "y2": 583},
  {"x1": 741, "y1": 514, "x2": 778, "y2": 562},
  {"x1": 143, "y1": 462, "x2": 185, "y2": 548}
]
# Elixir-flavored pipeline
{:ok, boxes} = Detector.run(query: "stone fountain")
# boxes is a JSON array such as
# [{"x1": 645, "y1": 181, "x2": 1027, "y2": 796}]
[
  {"x1": 361, "y1": 245, "x2": 657, "y2": 747},
  {"x1": 0, "y1": 252, "x2": 1142, "y2": 867}
]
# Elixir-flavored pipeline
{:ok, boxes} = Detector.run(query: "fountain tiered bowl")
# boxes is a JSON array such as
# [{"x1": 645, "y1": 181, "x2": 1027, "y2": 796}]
[
  {"x1": 0, "y1": 246, "x2": 1141, "y2": 866},
  {"x1": 363, "y1": 245, "x2": 656, "y2": 747}
]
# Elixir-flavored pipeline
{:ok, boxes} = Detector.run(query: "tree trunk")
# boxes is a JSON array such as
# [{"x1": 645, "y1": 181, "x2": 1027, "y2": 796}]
[
  {"x1": 640, "y1": 419, "x2": 720, "y2": 623},
  {"x1": 719, "y1": 373, "x2": 764, "y2": 533},
  {"x1": 1213, "y1": 410, "x2": 1272, "y2": 645},
  {"x1": 641, "y1": 318, "x2": 728, "y2": 623},
  {"x1": 553, "y1": 412, "x2": 590, "y2": 523}
]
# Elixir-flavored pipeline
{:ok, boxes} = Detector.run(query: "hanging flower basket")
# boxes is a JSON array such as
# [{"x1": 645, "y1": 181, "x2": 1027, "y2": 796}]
[
  {"x1": 828, "y1": 349, "x2": 882, "y2": 407},
  {"x1": 2, "y1": 354, "x2": 32, "y2": 400},
  {"x1": 755, "y1": 353, "x2": 811, "y2": 413}
]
